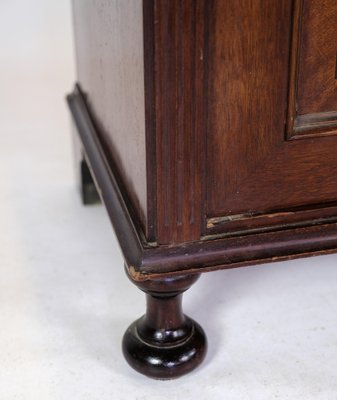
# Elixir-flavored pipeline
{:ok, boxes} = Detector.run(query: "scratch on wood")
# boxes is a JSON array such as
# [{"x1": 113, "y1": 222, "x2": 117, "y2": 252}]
[
  {"x1": 128, "y1": 265, "x2": 150, "y2": 282},
  {"x1": 207, "y1": 211, "x2": 296, "y2": 228}
]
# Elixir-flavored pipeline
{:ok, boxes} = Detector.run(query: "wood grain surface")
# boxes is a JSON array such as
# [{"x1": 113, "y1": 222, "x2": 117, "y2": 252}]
[
  {"x1": 288, "y1": 0, "x2": 337, "y2": 138},
  {"x1": 71, "y1": 0, "x2": 337, "y2": 245},
  {"x1": 72, "y1": 0, "x2": 148, "y2": 234},
  {"x1": 205, "y1": 0, "x2": 337, "y2": 235}
]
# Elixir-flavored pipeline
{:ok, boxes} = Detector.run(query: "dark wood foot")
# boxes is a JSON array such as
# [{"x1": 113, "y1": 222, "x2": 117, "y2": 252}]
[
  {"x1": 79, "y1": 157, "x2": 100, "y2": 205},
  {"x1": 122, "y1": 272, "x2": 207, "y2": 380},
  {"x1": 72, "y1": 122, "x2": 100, "y2": 205}
]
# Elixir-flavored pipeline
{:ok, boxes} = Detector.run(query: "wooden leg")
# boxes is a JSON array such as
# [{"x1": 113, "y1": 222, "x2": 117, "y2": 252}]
[
  {"x1": 79, "y1": 157, "x2": 100, "y2": 205},
  {"x1": 72, "y1": 122, "x2": 100, "y2": 205},
  {"x1": 122, "y1": 271, "x2": 207, "y2": 379}
]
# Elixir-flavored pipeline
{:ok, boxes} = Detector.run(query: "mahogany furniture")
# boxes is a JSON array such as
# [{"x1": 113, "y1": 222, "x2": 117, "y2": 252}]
[{"x1": 67, "y1": 0, "x2": 337, "y2": 379}]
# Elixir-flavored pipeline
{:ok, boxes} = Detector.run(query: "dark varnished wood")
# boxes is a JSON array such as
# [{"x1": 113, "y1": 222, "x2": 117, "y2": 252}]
[
  {"x1": 205, "y1": 0, "x2": 337, "y2": 233},
  {"x1": 71, "y1": 0, "x2": 337, "y2": 243},
  {"x1": 205, "y1": 0, "x2": 293, "y2": 219},
  {"x1": 122, "y1": 271, "x2": 207, "y2": 379},
  {"x1": 287, "y1": 0, "x2": 337, "y2": 138},
  {"x1": 72, "y1": 0, "x2": 149, "y2": 236},
  {"x1": 206, "y1": 203, "x2": 337, "y2": 237},
  {"x1": 67, "y1": 86, "x2": 337, "y2": 277},
  {"x1": 296, "y1": 0, "x2": 337, "y2": 115},
  {"x1": 152, "y1": 0, "x2": 206, "y2": 244},
  {"x1": 72, "y1": 120, "x2": 100, "y2": 205},
  {"x1": 79, "y1": 157, "x2": 100, "y2": 205},
  {"x1": 69, "y1": 0, "x2": 337, "y2": 379},
  {"x1": 143, "y1": 0, "x2": 157, "y2": 240},
  {"x1": 67, "y1": 86, "x2": 145, "y2": 270}
]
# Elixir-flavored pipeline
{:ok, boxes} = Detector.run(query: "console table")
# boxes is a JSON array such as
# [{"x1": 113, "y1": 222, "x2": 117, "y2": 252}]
[{"x1": 67, "y1": 0, "x2": 337, "y2": 379}]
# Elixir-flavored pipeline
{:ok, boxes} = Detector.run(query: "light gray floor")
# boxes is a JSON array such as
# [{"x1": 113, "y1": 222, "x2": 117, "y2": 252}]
[{"x1": 1, "y1": 1, "x2": 337, "y2": 399}]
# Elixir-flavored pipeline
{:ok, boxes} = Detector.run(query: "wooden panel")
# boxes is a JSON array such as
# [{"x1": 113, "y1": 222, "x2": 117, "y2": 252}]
[
  {"x1": 205, "y1": 0, "x2": 337, "y2": 235},
  {"x1": 297, "y1": 0, "x2": 337, "y2": 115},
  {"x1": 68, "y1": 83, "x2": 337, "y2": 277},
  {"x1": 287, "y1": 0, "x2": 337, "y2": 139},
  {"x1": 72, "y1": 0, "x2": 148, "y2": 235},
  {"x1": 153, "y1": 0, "x2": 205, "y2": 244},
  {"x1": 206, "y1": 0, "x2": 293, "y2": 217},
  {"x1": 68, "y1": 87, "x2": 337, "y2": 281}
]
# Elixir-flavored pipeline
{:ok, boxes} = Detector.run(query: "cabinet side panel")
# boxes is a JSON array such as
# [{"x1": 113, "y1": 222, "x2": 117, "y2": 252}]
[{"x1": 72, "y1": 0, "x2": 148, "y2": 234}]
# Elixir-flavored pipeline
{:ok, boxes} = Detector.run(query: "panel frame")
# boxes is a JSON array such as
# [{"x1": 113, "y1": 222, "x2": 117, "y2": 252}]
[
  {"x1": 203, "y1": 0, "x2": 337, "y2": 237},
  {"x1": 286, "y1": 0, "x2": 337, "y2": 140}
]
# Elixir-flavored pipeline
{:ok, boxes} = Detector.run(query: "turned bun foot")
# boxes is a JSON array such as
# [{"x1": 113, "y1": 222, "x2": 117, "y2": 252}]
[
  {"x1": 122, "y1": 316, "x2": 206, "y2": 380},
  {"x1": 122, "y1": 273, "x2": 207, "y2": 379}
]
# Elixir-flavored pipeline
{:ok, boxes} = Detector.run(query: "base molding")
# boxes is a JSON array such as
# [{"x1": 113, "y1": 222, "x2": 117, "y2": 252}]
[{"x1": 67, "y1": 83, "x2": 337, "y2": 279}]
